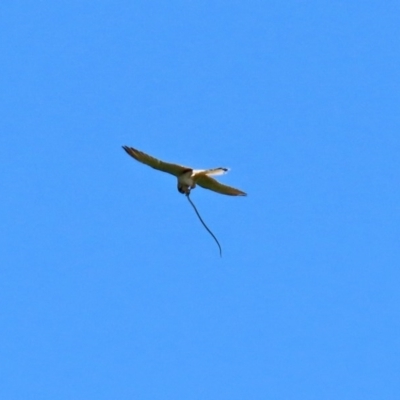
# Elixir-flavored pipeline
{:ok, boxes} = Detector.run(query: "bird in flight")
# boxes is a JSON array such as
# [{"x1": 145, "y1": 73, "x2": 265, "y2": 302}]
[{"x1": 122, "y1": 146, "x2": 246, "y2": 196}]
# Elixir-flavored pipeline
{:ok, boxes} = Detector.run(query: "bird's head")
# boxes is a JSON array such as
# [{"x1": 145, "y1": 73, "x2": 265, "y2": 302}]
[{"x1": 177, "y1": 183, "x2": 190, "y2": 195}]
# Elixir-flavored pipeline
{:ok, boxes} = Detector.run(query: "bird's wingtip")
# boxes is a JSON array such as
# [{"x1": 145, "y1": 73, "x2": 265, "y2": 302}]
[{"x1": 122, "y1": 145, "x2": 135, "y2": 154}]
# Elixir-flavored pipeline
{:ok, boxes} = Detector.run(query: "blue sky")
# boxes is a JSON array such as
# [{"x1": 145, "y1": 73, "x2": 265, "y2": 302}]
[{"x1": 1, "y1": 1, "x2": 400, "y2": 399}]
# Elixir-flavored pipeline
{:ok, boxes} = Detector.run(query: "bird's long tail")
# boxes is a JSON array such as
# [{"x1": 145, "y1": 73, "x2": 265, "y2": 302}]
[
  {"x1": 186, "y1": 194, "x2": 222, "y2": 257},
  {"x1": 193, "y1": 168, "x2": 228, "y2": 177}
]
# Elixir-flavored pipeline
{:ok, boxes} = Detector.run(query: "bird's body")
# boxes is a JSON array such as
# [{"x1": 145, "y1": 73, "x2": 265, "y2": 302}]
[
  {"x1": 122, "y1": 146, "x2": 246, "y2": 196},
  {"x1": 177, "y1": 169, "x2": 196, "y2": 194}
]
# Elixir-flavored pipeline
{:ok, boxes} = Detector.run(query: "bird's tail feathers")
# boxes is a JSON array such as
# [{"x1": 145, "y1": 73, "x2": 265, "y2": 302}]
[{"x1": 194, "y1": 167, "x2": 229, "y2": 177}]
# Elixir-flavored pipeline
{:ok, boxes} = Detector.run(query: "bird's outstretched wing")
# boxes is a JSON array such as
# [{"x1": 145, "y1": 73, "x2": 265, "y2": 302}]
[
  {"x1": 195, "y1": 174, "x2": 246, "y2": 196},
  {"x1": 122, "y1": 146, "x2": 190, "y2": 177}
]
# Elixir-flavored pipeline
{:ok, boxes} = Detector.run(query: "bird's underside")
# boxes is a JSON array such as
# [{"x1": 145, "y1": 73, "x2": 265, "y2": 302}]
[{"x1": 122, "y1": 145, "x2": 246, "y2": 196}]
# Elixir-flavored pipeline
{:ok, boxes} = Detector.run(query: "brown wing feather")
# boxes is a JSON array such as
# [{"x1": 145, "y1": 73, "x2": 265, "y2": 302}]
[
  {"x1": 122, "y1": 146, "x2": 190, "y2": 177},
  {"x1": 195, "y1": 174, "x2": 246, "y2": 196}
]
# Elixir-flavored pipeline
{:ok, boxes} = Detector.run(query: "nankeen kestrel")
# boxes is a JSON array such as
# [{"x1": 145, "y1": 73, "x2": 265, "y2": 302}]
[{"x1": 122, "y1": 146, "x2": 246, "y2": 196}]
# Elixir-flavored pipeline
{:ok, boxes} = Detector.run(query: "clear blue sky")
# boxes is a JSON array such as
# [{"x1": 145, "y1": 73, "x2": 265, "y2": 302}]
[{"x1": 1, "y1": 2, "x2": 399, "y2": 399}]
